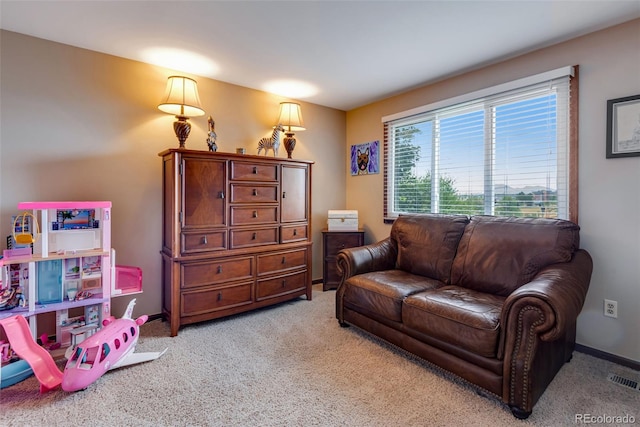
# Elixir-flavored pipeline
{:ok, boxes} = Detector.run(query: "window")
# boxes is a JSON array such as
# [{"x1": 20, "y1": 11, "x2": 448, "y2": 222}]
[{"x1": 383, "y1": 66, "x2": 578, "y2": 223}]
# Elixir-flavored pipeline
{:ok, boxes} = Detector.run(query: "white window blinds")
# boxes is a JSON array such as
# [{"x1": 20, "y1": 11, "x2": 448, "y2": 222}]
[{"x1": 383, "y1": 66, "x2": 577, "y2": 222}]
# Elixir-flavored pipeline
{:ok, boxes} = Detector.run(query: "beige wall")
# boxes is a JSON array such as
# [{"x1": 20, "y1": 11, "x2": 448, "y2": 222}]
[
  {"x1": 2, "y1": 19, "x2": 638, "y2": 362},
  {"x1": 346, "y1": 19, "x2": 640, "y2": 362},
  {"x1": 0, "y1": 30, "x2": 347, "y2": 318}
]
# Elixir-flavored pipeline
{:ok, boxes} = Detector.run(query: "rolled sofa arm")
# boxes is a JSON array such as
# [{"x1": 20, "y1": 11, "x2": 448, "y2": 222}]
[
  {"x1": 500, "y1": 249, "x2": 593, "y2": 417},
  {"x1": 335, "y1": 237, "x2": 397, "y2": 323},
  {"x1": 335, "y1": 237, "x2": 397, "y2": 282},
  {"x1": 501, "y1": 249, "x2": 593, "y2": 346}
]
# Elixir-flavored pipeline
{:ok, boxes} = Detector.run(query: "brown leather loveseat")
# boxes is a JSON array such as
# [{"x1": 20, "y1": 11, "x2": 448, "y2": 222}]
[{"x1": 335, "y1": 214, "x2": 592, "y2": 419}]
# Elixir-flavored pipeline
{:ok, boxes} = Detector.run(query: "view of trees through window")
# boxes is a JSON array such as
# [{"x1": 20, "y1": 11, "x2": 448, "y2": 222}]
[{"x1": 390, "y1": 92, "x2": 561, "y2": 218}]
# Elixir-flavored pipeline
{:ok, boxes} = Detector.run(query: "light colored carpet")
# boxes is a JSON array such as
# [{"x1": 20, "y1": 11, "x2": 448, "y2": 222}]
[{"x1": 1, "y1": 285, "x2": 638, "y2": 427}]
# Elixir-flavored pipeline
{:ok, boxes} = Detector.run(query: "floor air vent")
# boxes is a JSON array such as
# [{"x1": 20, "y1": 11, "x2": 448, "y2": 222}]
[{"x1": 607, "y1": 373, "x2": 640, "y2": 391}]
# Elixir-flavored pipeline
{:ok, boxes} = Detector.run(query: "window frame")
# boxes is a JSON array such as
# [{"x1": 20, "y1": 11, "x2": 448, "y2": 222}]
[{"x1": 383, "y1": 66, "x2": 579, "y2": 224}]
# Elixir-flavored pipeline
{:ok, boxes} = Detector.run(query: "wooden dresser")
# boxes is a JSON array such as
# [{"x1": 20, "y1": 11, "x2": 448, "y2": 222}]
[{"x1": 159, "y1": 149, "x2": 313, "y2": 336}]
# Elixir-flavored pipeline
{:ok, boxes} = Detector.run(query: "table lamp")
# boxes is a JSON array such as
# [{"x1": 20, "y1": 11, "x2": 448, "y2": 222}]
[{"x1": 158, "y1": 76, "x2": 205, "y2": 148}]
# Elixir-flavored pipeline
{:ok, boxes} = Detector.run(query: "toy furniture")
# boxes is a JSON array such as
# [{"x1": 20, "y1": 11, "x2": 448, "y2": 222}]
[
  {"x1": 159, "y1": 149, "x2": 313, "y2": 336},
  {"x1": 0, "y1": 201, "x2": 139, "y2": 350},
  {"x1": 336, "y1": 214, "x2": 593, "y2": 419},
  {"x1": 0, "y1": 202, "x2": 113, "y2": 343}
]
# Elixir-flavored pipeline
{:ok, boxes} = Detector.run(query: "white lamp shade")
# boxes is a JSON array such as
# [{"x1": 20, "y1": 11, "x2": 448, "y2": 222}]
[
  {"x1": 277, "y1": 102, "x2": 305, "y2": 131},
  {"x1": 158, "y1": 76, "x2": 205, "y2": 117}
]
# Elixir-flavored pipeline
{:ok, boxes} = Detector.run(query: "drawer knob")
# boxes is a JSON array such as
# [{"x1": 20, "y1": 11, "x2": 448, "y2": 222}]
[
  {"x1": 282, "y1": 280, "x2": 286, "y2": 288},
  {"x1": 253, "y1": 189, "x2": 258, "y2": 196},
  {"x1": 252, "y1": 232, "x2": 257, "y2": 240},
  {"x1": 217, "y1": 265, "x2": 223, "y2": 274},
  {"x1": 293, "y1": 229, "x2": 297, "y2": 236},
  {"x1": 219, "y1": 191, "x2": 225, "y2": 199},
  {"x1": 253, "y1": 210, "x2": 258, "y2": 218},
  {"x1": 217, "y1": 292, "x2": 222, "y2": 301},
  {"x1": 253, "y1": 166, "x2": 257, "y2": 174},
  {"x1": 282, "y1": 191, "x2": 286, "y2": 199},
  {"x1": 202, "y1": 235, "x2": 208, "y2": 245},
  {"x1": 281, "y1": 256, "x2": 286, "y2": 264}
]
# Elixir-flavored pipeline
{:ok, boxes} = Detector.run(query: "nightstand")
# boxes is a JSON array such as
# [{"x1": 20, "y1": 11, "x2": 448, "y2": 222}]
[{"x1": 322, "y1": 229, "x2": 364, "y2": 291}]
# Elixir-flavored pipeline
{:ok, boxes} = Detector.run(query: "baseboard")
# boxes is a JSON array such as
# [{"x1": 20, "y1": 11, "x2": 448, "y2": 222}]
[
  {"x1": 312, "y1": 278, "x2": 324, "y2": 285},
  {"x1": 575, "y1": 344, "x2": 640, "y2": 370},
  {"x1": 148, "y1": 313, "x2": 164, "y2": 322}
]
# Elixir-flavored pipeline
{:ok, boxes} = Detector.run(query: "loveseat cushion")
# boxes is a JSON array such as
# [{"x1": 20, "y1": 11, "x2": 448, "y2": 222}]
[
  {"x1": 342, "y1": 270, "x2": 445, "y2": 322},
  {"x1": 450, "y1": 216, "x2": 580, "y2": 296},
  {"x1": 402, "y1": 286, "x2": 505, "y2": 358},
  {"x1": 391, "y1": 214, "x2": 469, "y2": 284}
]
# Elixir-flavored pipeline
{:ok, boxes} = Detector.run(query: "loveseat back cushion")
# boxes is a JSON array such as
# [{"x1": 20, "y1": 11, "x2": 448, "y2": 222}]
[
  {"x1": 391, "y1": 214, "x2": 469, "y2": 283},
  {"x1": 450, "y1": 216, "x2": 580, "y2": 296}
]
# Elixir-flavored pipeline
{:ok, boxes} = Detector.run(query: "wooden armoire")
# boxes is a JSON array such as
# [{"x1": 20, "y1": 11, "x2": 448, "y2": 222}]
[{"x1": 159, "y1": 149, "x2": 313, "y2": 336}]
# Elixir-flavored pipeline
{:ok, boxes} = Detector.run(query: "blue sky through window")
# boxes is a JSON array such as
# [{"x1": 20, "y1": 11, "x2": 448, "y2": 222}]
[{"x1": 400, "y1": 94, "x2": 557, "y2": 198}]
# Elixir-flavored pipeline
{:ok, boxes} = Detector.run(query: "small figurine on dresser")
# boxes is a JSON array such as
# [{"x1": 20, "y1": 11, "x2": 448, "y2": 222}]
[
  {"x1": 257, "y1": 123, "x2": 284, "y2": 156},
  {"x1": 206, "y1": 116, "x2": 218, "y2": 152}
]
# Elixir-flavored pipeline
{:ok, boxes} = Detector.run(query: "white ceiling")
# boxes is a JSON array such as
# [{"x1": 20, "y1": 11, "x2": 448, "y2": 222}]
[{"x1": 1, "y1": 1, "x2": 639, "y2": 111}]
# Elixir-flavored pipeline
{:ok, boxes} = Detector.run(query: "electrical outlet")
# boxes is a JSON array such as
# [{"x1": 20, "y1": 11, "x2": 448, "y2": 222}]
[{"x1": 604, "y1": 299, "x2": 618, "y2": 318}]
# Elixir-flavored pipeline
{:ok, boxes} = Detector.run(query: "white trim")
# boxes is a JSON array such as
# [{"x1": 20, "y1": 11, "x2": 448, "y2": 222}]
[{"x1": 382, "y1": 66, "x2": 574, "y2": 123}]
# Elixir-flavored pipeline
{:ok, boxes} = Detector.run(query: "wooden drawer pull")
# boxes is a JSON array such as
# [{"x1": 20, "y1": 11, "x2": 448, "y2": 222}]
[
  {"x1": 253, "y1": 210, "x2": 258, "y2": 218},
  {"x1": 219, "y1": 191, "x2": 225, "y2": 199},
  {"x1": 282, "y1": 191, "x2": 286, "y2": 199},
  {"x1": 202, "y1": 235, "x2": 208, "y2": 245},
  {"x1": 253, "y1": 166, "x2": 257, "y2": 174},
  {"x1": 293, "y1": 229, "x2": 297, "y2": 236},
  {"x1": 281, "y1": 256, "x2": 286, "y2": 264},
  {"x1": 217, "y1": 292, "x2": 223, "y2": 301},
  {"x1": 252, "y1": 232, "x2": 257, "y2": 240},
  {"x1": 217, "y1": 265, "x2": 223, "y2": 274},
  {"x1": 253, "y1": 189, "x2": 258, "y2": 196}
]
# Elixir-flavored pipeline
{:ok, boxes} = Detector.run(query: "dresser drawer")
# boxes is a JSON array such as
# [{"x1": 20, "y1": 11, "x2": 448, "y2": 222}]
[
  {"x1": 230, "y1": 184, "x2": 278, "y2": 203},
  {"x1": 181, "y1": 257, "x2": 253, "y2": 289},
  {"x1": 230, "y1": 161, "x2": 278, "y2": 182},
  {"x1": 257, "y1": 248, "x2": 307, "y2": 276},
  {"x1": 230, "y1": 226, "x2": 279, "y2": 249},
  {"x1": 326, "y1": 234, "x2": 364, "y2": 254},
  {"x1": 230, "y1": 206, "x2": 278, "y2": 226},
  {"x1": 181, "y1": 230, "x2": 227, "y2": 254},
  {"x1": 280, "y1": 224, "x2": 308, "y2": 243},
  {"x1": 256, "y1": 270, "x2": 307, "y2": 301},
  {"x1": 181, "y1": 282, "x2": 253, "y2": 316}
]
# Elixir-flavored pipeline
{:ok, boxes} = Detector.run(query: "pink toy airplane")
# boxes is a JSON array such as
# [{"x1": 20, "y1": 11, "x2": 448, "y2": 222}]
[{"x1": 61, "y1": 298, "x2": 166, "y2": 392}]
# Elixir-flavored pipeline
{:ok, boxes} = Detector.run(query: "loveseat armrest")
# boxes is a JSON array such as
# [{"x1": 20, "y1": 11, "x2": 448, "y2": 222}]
[
  {"x1": 335, "y1": 237, "x2": 397, "y2": 324},
  {"x1": 500, "y1": 249, "x2": 593, "y2": 417},
  {"x1": 501, "y1": 249, "x2": 593, "y2": 346},
  {"x1": 335, "y1": 237, "x2": 397, "y2": 282}
]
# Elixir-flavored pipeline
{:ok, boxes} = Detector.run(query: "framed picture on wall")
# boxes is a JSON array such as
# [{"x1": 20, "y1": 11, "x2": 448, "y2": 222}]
[
  {"x1": 350, "y1": 140, "x2": 380, "y2": 175},
  {"x1": 606, "y1": 94, "x2": 640, "y2": 158}
]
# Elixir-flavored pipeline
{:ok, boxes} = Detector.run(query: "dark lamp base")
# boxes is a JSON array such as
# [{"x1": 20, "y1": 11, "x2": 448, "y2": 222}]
[
  {"x1": 173, "y1": 115, "x2": 192, "y2": 148},
  {"x1": 283, "y1": 132, "x2": 296, "y2": 159}
]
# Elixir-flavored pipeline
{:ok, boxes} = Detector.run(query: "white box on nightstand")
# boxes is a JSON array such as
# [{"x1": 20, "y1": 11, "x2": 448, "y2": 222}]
[{"x1": 327, "y1": 210, "x2": 359, "y2": 231}]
